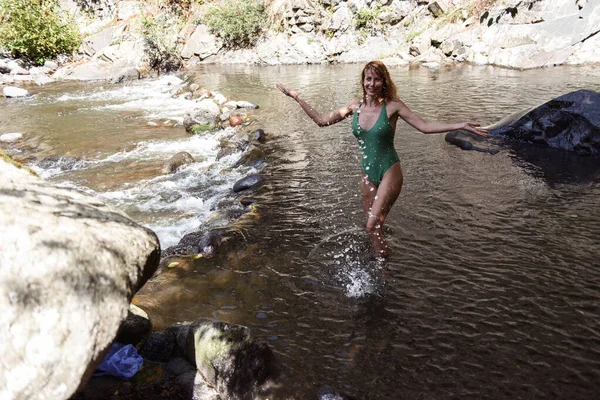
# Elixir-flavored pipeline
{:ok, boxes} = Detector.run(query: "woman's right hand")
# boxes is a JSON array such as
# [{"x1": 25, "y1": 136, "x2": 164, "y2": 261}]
[{"x1": 276, "y1": 83, "x2": 299, "y2": 100}]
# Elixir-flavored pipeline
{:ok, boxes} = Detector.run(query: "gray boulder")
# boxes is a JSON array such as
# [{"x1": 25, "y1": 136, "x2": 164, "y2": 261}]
[
  {"x1": 181, "y1": 24, "x2": 223, "y2": 60},
  {"x1": 3, "y1": 86, "x2": 30, "y2": 98},
  {"x1": 0, "y1": 159, "x2": 160, "y2": 400}
]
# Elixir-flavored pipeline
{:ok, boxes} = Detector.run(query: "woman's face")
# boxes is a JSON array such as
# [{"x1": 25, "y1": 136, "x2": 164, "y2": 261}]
[{"x1": 363, "y1": 68, "x2": 384, "y2": 98}]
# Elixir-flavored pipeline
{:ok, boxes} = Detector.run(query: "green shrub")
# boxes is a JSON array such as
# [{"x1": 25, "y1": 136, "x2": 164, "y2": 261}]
[
  {"x1": 355, "y1": 5, "x2": 381, "y2": 32},
  {"x1": 203, "y1": 0, "x2": 266, "y2": 48},
  {"x1": 140, "y1": 12, "x2": 183, "y2": 72},
  {"x1": 0, "y1": 0, "x2": 80, "y2": 65}
]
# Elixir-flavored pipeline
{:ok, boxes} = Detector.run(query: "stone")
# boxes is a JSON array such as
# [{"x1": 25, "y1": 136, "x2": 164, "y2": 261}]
[
  {"x1": 115, "y1": 304, "x2": 153, "y2": 346},
  {"x1": 233, "y1": 174, "x2": 265, "y2": 193},
  {"x1": 0, "y1": 159, "x2": 160, "y2": 400},
  {"x1": 170, "y1": 319, "x2": 279, "y2": 399},
  {"x1": 229, "y1": 115, "x2": 243, "y2": 127},
  {"x1": 161, "y1": 151, "x2": 195, "y2": 174},
  {"x1": 3, "y1": 86, "x2": 30, "y2": 98},
  {"x1": 181, "y1": 25, "x2": 222, "y2": 60},
  {"x1": 81, "y1": 26, "x2": 119, "y2": 57},
  {"x1": 428, "y1": 0, "x2": 449, "y2": 17},
  {"x1": 43, "y1": 60, "x2": 58, "y2": 70},
  {"x1": 0, "y1": 132, "x2": 23, "y2": 142}
]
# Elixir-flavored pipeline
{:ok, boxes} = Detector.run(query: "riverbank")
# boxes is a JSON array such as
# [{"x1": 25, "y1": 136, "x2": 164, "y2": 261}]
[{"x1": 1, "y1": 0, "x2": 599, "y2": 86}]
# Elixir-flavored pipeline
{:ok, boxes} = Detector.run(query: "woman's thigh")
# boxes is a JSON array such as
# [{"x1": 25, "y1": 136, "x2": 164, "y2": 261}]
[
  {"x1": 360, "y1": 173, "x2": 378, "y2": 217},
  {"x1": 369, "y1": 162, "x2": 403, "y2": 224}
]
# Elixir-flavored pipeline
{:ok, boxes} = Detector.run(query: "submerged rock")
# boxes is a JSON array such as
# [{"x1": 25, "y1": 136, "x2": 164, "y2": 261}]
[{"x1": 161, "y1": 151, "x2": 194, "y2": 174}]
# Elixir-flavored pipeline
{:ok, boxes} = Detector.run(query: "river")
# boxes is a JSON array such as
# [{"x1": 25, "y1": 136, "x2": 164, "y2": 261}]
[{"x1": 2, "y1": 63, "x2": 600, "y2": 399}]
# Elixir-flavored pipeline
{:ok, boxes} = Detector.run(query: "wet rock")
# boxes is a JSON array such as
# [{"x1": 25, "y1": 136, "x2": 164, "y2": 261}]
[
  {"x1": 239, "y1": 196, "x2": 258, "y2": 207},
  {"x1": 197, "y1": 230, "x2": 223, "y2": 259},
  {"x1": 216, "y1": 139, "x2": 244, "y2": 160},
  {"x1": 37, "y1": 155, "x2": 81, "y2": 171},
  {"x1": 116, "y1": 304, "x2": 153, "y2": 346},
  {"x1": 0, "y1": 132, "x2": 23, "y2": 143},
  {"x1": 161, "y1": 151, "x2": 194, "y2": 174},
  {"x1": 170, "y1": 319, "x2": 279, "y2": 400},
  {"x1": 229, "y1": 114, "x2": 243, "y2": 127},
  {"x1": 203, "y1": 207, "x2": 245, "y2": 230},
  {"x1": 234, "y1": 146, "x2": 265, "y2": 168},
  {"x1": 138, "y1": 330, "x2": 179, "y2": 363},
  {"x1": 252, "y1": 129, "x2": 267, "y2": 143},
  {"x1": 233, "y1": 174, "x2": 265, "y2": 193},
  {"x1": 3, "y1": 86, "x2": 30, "y2": 98}
]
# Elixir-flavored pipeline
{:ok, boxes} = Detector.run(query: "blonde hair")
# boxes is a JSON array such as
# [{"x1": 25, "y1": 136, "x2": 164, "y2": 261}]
[{"x1": 360, "y1": 61, "x2": 399, "y2": 103}]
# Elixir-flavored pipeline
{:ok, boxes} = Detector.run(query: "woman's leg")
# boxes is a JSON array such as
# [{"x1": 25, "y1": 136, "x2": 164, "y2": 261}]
[{"x1": 365, "y1": 163, "x2": 403, "y2": 257}]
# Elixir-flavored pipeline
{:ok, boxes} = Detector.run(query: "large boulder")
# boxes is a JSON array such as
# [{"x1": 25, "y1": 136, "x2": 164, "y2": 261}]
[
  {"x1": 445, "y1": 89, "x2": 600, "y2": 155},
  {"x1": 139, "y1": 319, "x2": 279, "y2": 400},
  {"x1": 0, "y1": 159, "x2": 160, "y2": 400}
]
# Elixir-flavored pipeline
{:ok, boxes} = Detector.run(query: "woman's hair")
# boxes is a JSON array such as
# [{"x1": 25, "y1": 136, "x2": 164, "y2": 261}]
[{"x1": 360, "y1": 61, "x2": 399, "y2": 102}]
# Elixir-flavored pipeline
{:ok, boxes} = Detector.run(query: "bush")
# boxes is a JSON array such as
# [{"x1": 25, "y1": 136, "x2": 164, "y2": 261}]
[
  {"x1": 355, "y1": 6, "x2": 382, "y2": 32},
  {"x1": 0, "y1": 0, "x2": 80, "y2": 65},
  {"x1": 203, "y1": 0, "x2": 266, "y2": 48},
  {"x1": 140, "y1": 12, "x2": 183, "y2": 72}
]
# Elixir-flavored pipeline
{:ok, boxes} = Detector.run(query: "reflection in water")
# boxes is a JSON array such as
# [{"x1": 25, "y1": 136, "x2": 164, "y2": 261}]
[{"x1": 2, "y1": 64, "x2": 600, "y2": 398}]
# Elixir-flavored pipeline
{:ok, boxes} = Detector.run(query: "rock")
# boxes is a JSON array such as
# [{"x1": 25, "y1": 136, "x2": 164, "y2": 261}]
[
  {"x1": 197, "y1": 230, "x2": 222, "y2": 258},
  {"x1": 326, "y1": 3, "x2": 352, "y2": 33},
  {"x1": 229, "y1": 115, "x2": 243, "y2": 127},
  {"x1": 43, "y1": 60, "x2": 58, "y2": 70},
  {"x1": 234, "y1": 146, "x2": 265, "y2": 168},
  {"x1": 171, "y1": 319, "x2": 279, "y2": 399},
  {"x1": 428, "y1": 0, "x2": 449, "y2": 18},
  {"x1": 0, "y1": 60, "x2": 10, "y2": 74},
  {"x1": 115, "y1": 304, "x2": 152, "y2": 346},
  {"x1": 489, "y1": 89, "x2": 600, "y2": 155},
  {"x1": 0, "y1": 132, "x2": 23, "y2": 142},
  {"x1": 81, "y1": 26, "x2": 119, "y2": 57},
  {"x1": 3, "y1": 86, "x2": 30, "y2": 98},
  {"x1": 235, "y1": 100, "x2": 260, "y2": 109},
  {"x1": 233, "y1": 174, "x2": 265, "y2": 193},
  {"x1": 116, "y1": 0, "x2": 142, "y2": 21},
  {"x1": 138, "y1": 330, "x2": 179, "y2": 363},
  {"x1": 37, "y1": 156, "x2": 81, "y2": 171},
  {"x1": 161, "y1": 151, "x2": 195, "y2": 174},
  {"x1": 181, "y1": 24, "x2": 223, "y2": 61},
  {"x1": 183, "y1": 98, "x2": 220, "y2": 130},
  {"x1": 253, "y1": 129, "x2": 267, "y2": 143},
  {"x1": 0, "y1": 159, "x2": 160, "y2": 400}
]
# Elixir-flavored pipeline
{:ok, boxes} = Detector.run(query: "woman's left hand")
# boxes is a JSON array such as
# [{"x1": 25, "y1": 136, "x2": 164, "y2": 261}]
[{"x1": 462, "y1": 123, "x2": 489, "y2": 137}]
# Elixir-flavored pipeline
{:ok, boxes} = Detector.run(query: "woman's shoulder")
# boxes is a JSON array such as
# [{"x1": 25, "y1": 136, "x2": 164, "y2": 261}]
[{"x1": 386, "y1": 98, "x2": 408, "y2": 112}]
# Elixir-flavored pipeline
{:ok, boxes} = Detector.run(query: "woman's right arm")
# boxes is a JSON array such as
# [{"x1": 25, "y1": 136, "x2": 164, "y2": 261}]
[{"x1": 276, "y1": 83, "x2": 357, "y2": 127}]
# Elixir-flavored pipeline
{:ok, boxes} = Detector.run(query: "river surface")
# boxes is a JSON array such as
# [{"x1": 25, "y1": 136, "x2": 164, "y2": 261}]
[{"x1": 2, "y1": 64, "x2": 600, "y2": 399}]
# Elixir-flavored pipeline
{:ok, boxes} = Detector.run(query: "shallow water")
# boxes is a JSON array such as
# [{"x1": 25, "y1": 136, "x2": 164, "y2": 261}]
[{"x1": 3, "y1": 64, "x2": 600, "y2": 399}]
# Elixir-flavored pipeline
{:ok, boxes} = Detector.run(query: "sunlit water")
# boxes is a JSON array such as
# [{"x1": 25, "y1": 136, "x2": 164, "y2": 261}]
[{"x1": 2, "y1": 64, "x2": 600, "y2": 399}]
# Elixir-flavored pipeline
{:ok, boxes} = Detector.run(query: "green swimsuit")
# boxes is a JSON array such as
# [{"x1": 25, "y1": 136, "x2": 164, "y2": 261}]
[{"x1": 352, "y1": 102, "x2": 400, "y2": 186}]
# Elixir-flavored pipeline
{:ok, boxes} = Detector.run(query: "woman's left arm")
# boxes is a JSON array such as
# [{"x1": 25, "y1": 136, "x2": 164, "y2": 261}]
[{"x1": 391, "y1": 99, "x2": 488, "y2": 137}]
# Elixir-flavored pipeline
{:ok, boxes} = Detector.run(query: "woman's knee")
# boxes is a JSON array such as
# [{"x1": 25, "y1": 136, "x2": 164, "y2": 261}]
[{"x1": 365, "y1": 214, "x2": 382, "y2": 233}]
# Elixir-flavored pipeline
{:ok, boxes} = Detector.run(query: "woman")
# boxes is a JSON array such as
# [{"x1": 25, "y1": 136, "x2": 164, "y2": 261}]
[{"x1": 277, "y1": 60, "x2": 488, "y2": 258}]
